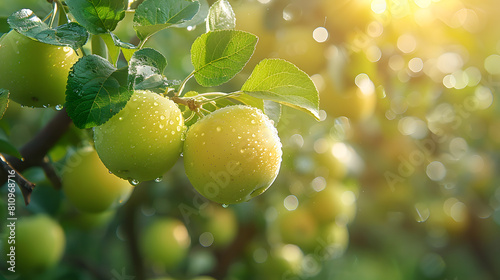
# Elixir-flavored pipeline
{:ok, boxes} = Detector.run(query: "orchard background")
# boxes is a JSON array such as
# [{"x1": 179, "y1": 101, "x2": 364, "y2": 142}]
[{"x1": 1, "y1": 0, "x2": 500, "y2": 279}]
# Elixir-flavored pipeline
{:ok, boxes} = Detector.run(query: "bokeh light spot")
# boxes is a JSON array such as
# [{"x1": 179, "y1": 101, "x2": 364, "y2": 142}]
[{"x1": 313, "y1": 27, "x2": 329, "y2": 43}]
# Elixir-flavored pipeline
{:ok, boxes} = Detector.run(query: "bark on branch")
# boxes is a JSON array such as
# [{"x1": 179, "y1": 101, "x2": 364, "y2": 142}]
[{"x1": 0, "y1": 108, "x2": 73, "y2": 204}]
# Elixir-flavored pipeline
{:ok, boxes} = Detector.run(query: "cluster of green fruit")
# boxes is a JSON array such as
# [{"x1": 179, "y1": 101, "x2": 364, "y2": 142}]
[{"x1": 0, "y1": 31, "x2": 283, "y2": 208}]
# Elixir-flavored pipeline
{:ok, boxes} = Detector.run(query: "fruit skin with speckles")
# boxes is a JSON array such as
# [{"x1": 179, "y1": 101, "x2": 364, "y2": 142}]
[
  {"x1": 93, "y1": 90, "x2": 186, "y2": 182},
  {"x1": 0, "y1": 30, "x2": 79, "y2": 107},
  {"x1": 183, "y1": 105, "x2": 282, "y2": 204},
  {"x1": 62, "y1": 147, "x2": 133, "y2": 213}
]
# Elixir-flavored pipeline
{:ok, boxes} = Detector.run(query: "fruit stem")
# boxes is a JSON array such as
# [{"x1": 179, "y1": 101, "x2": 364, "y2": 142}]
[
  {"x1": 91, "y1": 34, "x2": 108, "y2": 59},
  {"x1": 177, "y1": 71, "x2": 195, "y2": 97},
  {"x1": 49, "y1": 0, "x2": 59, "y2": 28},
  {"x1": 197, "y1": 91, "x2": 240, "y2": 104}
]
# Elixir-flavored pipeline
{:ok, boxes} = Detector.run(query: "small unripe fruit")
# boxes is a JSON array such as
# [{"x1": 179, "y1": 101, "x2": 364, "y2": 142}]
[
  {"x1": 94, "y1": 90, "x2": 185, "y2": 182},
  {"x1": 140, "y1": 218, "x2": 191, "y2": 268},
  {"x1": 183, "y1": 105, "x2": 282, "y2": 204},
  {"x1": 0, "y1": 30, "x2": 79, "y2": 107},
  {"x1": 7, "y1": 215, "x2": 65, "y2": 273},
  {"x1": 62, "y1": 148, "x2": 133, "y2": 213}
]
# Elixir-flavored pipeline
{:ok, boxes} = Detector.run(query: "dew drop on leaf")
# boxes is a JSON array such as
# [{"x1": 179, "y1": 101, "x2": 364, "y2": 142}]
[
  {"x1": 55, "y1": 104, "x2": 63, "y2": 111},
  {"x1": 154, "y1": 177, "x2": 162, "y2": 183}
]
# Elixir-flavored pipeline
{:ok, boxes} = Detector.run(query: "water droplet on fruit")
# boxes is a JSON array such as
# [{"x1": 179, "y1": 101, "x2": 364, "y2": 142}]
[
  {"x1": 119, "y1": 117, "x2": 123, "y2": 121},
  {"x1": 159, "y1": 124, "x2": 164, "y2": 129},
  {"x1": 154, "y1": 177, "x2": 163, "y2": 183},
  {"x1": 222, "y1": 204, "x2": 229, "y2": 208},
  {"x1": 216, "y1": 127, "x2": 222, "y2": 132},
  {"x1": 153, "y1": 102, "x2": 158, "y2": 106},
  {"x1": 160, "y1": 115, "x2": 165, "y2": 120},
  {"x1": 55, "y1": 104, "x2": 63, "y2": 110},
  {"x1": 129, "y1": 179, "x2": 140, "y2": 186},
  {"x1": 108, "y1": 170, "x2": 113, "y2": 174}
]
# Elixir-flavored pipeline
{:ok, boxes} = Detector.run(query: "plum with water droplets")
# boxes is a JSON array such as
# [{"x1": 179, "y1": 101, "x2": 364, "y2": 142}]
[
  {"x1": 183, "y1": 105, "x2": 282, "y2": 204},
  {"x1": 93, "y1": 90, "x2": 185, "y2": 182}
]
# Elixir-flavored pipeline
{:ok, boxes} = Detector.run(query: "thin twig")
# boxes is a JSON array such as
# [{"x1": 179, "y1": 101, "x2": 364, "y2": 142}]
[
  {"x1": 0, "y1": 154, "x2": 35, "y2": 205},
  {"x1": 0, "y1": 108, "x2": 73, "y2": 204}
]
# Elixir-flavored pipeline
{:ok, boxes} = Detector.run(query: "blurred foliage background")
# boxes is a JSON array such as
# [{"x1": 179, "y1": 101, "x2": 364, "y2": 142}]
[{"x1": 1, "y1": 0, "x2": 500, "y2": 279}]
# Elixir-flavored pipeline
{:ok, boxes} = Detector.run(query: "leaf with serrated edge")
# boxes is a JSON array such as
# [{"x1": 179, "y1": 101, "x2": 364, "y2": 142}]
[
  {"x1": 206, "y1": 0, "x2": 236, "y2": 32},
  {"x1": 175, "y1": 0, "x2": 209, "y2": 28},
  {"x1": 133, "y1": 0, "x2": 199, "y2": 41},
  {"x1": 128, "y1": 48, "x2": 167, "y2": 90},
  {"x1": 65, "y1": 55, "x2": 133, "y2": 129},
  {"x1": 66, "y1": 0, "x2": 126, "y2": 34},
  {"x1": 191, "y1": 30, "x2": 257, "y2": 87},
  {"x1": 7, "y1": 9, "x2": 89, "y2": 49},
  {"x1": 0, "y1": 89, "x2": 9, "y2": 120},
  {"x1": 241, "y1": 59, "x2": 320, "y2": 120}
]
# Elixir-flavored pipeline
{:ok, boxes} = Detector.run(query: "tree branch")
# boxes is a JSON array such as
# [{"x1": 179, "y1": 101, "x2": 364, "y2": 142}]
[
  {"x1": 0, "y1": 154, "x2": 36, "y2": 205},
  {"x1": 0, "y1": 108, "x2": 73, "y2": 204}
]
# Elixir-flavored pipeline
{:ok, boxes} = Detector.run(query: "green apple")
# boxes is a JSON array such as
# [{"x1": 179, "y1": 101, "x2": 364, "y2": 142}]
[
  {"x1": 0, "y1": 30, "x2": 79, "y2": 107},
  {"x1": 140, "y1": 218, "x2": 191, "y2": 268},
  {"x1": 93, "y1": 90, "x2": 185, "y2": 182},
  {"x1": 201, "y1": 205, "x2": 238, "y2": 248},
  {"x1": 5, "y1": 214, "x2": 65, "y2": 273},
  {"x1": 62, "y1": 147, "x2": 133, "y2": 213},
  {"x1": 306, "y1": 183, "x2": 357, "y2": 225},
  {"x1": 183, "y1": 105, "x2": 282, "y2": 204},
  {"x1": 277, "y1": 207, "x2": 319, "y2": 250}
]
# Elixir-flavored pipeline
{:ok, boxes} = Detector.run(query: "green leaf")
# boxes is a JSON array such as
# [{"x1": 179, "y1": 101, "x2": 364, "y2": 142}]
[
  {"x1": 7, "y1": 9, "x2": 89, "y2": 49},
  {"x1": 65, "y1": 55, "x2": 133, "y2": 129},
  {"x1": 100, "y1": 33, "x2": 121, "y2": 66},
  {"x1": 65, "y1": 0, "x2": 126, "y2": 34},
  {"x1": 128, "y1": 48, "x2": 168, "y2": 90},
  {"x1": 241, "y1": 59, "x2": 320, "y2": 120},
  {"x1": 191, "y1": 30, "x2": 257, "y2": 87},
  {"x1": 0, "y1": 139, "x2": 22, "y2": 159},
  {"x1": 0, "y1": 17, "x2": 10, "y2": 34},
  {"x1": 0, "y1": 89, "x2": 9, "y2": 120},
  {"x1": 133, "y1": 0, "x2": 200, "y2": 41},
  {"x1": 110, "y1": 32, "x2": 138, "y2": 61},
  {"x1": 206, "y1": 0, "x2": 235, "y2": 32},
  {"x1": 263, "y1": 100, "x2": 281, "y2": 126},
  {"x1": 175, "y1": 0, "x2": 209, "y2": 28}
]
